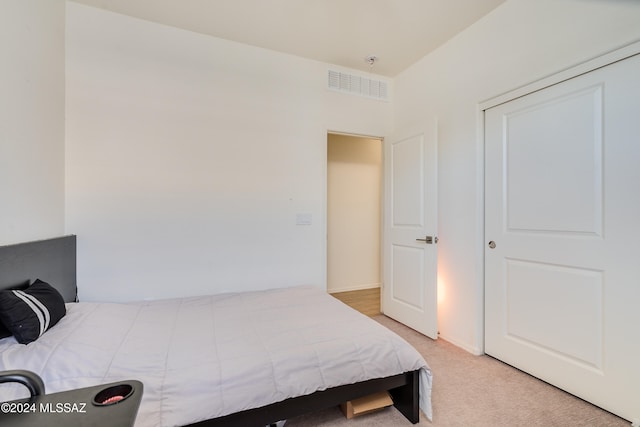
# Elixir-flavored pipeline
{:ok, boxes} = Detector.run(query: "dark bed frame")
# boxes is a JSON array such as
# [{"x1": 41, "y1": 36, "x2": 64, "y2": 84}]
[{"x1": 0, "y1": 236, "x2": 421, "y2": 426}]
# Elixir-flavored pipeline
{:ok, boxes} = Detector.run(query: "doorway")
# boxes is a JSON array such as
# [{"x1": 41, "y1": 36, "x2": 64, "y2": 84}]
[{"x1": 326, "y1": 133, "x2": 382, "y2": 315}]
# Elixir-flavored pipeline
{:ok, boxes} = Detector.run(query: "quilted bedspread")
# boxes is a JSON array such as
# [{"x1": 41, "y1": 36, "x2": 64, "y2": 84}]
[{"x1": 0, "y1": 286, "x2": 432, "y2": 426}]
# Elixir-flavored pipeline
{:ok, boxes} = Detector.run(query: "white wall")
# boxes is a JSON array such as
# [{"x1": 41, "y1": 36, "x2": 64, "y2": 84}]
[
  {"x1": 65, "y1": 3, "x2": 392, "y2": 302},
  {"x1": 0, "y1": 0, "x2": 65, "y2": 245},
  {"x1": 394, "y1": 0, "x2": 640, "y2": 353},
  {"x1": 327, "y1": 134, "x2": 381, "y2": 293},
  {"x1": 59, "y1": 0, "x2": 640, "y2": 352}
]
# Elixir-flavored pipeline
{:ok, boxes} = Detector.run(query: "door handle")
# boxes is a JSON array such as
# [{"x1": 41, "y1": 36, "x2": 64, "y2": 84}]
[
  {"x1": 488, "y1": 241, "x2": 496, "y2": 249},
  {"x1": 416, "y1": 236, "x2": 438, "y2": 244}
]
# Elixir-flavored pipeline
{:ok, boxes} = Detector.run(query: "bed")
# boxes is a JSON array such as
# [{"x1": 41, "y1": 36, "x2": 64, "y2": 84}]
[{"x1": 0, "y1": 236, "x2": 432, "y2": 426}]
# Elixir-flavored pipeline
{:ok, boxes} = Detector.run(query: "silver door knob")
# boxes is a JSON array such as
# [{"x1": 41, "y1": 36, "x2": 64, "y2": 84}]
[
  {"x1": 488, "y1": 241, "x2": 496, "y2": 249},
  {"x1": 416, "y1": 236, "x2": 437, "y2": 244}
]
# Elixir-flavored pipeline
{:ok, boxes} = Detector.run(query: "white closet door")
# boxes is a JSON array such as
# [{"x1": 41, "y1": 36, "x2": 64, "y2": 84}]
[{"x1": 485, "y1": 53, "x2": 640, "y2": 422}]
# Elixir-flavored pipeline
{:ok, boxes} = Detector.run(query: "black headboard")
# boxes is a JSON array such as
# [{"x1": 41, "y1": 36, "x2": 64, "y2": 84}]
[{"x1": 0, "y1": 235, "x2": 77, "y2": 303}]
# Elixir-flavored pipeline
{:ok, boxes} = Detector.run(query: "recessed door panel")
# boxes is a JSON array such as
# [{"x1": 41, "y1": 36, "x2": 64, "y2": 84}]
[
  {"x1": 391, "y1": 244, "x2": 425, "y2": 310},
  {"x1": 392, "y1": 135, "x2": 424, "y2": 227},
  {"x1": 504, "y1": 86, "x2": 603, "y2": 236},
  {"x1": 504, "y1": 258, "x2": 603, "y2": 371}
]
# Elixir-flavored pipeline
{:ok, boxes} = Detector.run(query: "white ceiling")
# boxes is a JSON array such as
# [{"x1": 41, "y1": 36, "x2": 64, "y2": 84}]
[{"x1": 69, "y1": 0, "x2": 507, "y2": 77}]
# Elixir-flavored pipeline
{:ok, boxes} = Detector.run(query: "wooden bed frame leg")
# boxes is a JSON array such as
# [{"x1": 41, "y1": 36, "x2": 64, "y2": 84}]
[{"x1": 389, "y1": 370, "x2": 420, "y2": 424}]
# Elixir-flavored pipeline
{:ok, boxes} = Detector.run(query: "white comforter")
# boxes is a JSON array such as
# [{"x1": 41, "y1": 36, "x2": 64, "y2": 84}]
[{"x1": 0, "y1": 286, "x2": 432, "y2": 426}]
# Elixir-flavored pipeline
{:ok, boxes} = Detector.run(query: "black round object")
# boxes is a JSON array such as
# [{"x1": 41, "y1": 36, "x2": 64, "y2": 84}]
[{"x1": 93, "y1": 384, "x2": 134, "y2": 406}]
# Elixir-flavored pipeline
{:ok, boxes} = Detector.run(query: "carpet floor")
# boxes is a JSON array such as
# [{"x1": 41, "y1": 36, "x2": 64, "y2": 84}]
[{"x1": 285, "y1": 315, "x2": 628, "y2": 426}]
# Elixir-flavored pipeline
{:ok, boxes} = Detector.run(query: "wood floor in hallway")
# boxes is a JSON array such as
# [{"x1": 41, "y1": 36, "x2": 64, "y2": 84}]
[{"x1": 330, "y1": 287, "x2": 380, "y2": 317}]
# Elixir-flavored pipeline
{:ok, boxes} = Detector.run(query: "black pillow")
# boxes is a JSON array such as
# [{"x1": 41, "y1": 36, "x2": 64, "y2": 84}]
[
  {"x1": 0, "y1": 281, "x2": 30, "y2": 339},
  {"x1": 0, "y1": 279, "x2": 66, "y2": 344}
]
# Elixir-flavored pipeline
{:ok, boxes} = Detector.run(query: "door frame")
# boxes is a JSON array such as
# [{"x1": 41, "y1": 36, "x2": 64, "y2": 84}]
[{"x1": 476, "y1": 40, "x2": 640, "y2": 354}]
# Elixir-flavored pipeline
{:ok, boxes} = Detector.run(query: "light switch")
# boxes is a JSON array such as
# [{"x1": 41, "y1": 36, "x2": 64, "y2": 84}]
[{"x1": 296, "y1": 213, "x2": 312, "y2": 225}]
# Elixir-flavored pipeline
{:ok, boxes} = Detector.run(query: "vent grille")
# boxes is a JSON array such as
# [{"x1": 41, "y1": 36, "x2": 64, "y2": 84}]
[{"x1": 328, "y1": 70, "x2": 389, "y2": 101}]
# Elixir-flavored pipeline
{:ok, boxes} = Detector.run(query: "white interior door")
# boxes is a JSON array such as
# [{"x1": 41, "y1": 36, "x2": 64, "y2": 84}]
[
  {"x1": 382, "y1": 120, "x2": 438, "y2": 339},
  {"x1": 485, "y1": 53, "x2": 640, "y2": 422}
]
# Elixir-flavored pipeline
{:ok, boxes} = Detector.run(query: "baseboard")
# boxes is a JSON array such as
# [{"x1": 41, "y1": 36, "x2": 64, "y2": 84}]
[
  {"x1": 328, "y1": 283, "x2": 381, "y2": 294},
  {"x1": 438, "y1": 333, "x2": 483, "y2": 356}
]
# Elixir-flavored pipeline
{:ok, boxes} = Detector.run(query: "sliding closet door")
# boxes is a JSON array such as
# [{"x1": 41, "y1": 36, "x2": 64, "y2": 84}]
[{"x1": 485, "y1": 53, "x2": 640, "y2": 422}]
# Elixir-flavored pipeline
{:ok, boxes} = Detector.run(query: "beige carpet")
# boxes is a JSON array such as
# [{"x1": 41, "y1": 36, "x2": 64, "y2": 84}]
[{"x1": 286, "y1": 315, "x2": 628, "y2": 427}]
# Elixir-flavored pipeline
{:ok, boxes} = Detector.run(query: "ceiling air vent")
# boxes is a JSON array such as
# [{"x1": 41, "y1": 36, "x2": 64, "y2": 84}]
[{"x1": 328, "y1": 70, "x2": 389, "y2": 101}]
